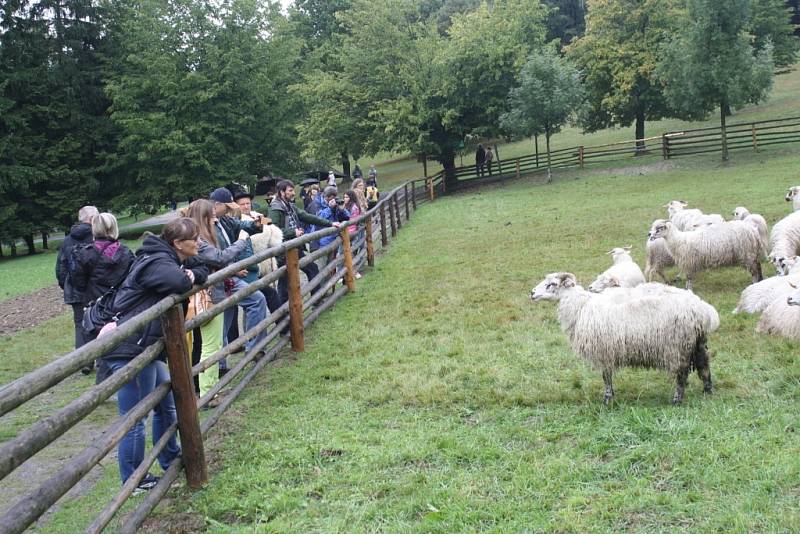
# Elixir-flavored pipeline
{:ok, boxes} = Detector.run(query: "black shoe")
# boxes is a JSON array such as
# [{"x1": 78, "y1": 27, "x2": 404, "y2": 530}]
[
  {"x1": 218, "y1": 367, "x2": 229, "y2": 380},
  {"x1": 132, "y1": 473, "x2": 160, "y2": 495},
  {"x1": 80, "y1": 365, "x2": 94, "y2": 375}
]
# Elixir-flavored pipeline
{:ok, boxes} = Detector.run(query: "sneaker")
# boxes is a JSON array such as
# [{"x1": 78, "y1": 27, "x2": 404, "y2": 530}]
[
  {"x1": 354, "y1": 272, "x2": 362, "y2": 279},
  {"x1": 132, "y1": 473, "x2": 160, "y2": 495}
]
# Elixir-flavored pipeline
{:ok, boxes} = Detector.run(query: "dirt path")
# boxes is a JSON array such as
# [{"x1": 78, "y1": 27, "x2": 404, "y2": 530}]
[{"x1": 0, "y1": 284, "x2": 69, "y2": 336}]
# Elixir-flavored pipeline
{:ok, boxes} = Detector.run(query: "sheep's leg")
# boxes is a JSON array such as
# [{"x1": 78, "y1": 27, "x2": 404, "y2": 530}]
[
  {"x1": 602, "y1": 369, "x2": 614, "y2": 405},
  {"x1": 684, "y1": 276, "x2": 693, "y2": 292},
  {"x1": 750, "y1": 261, "x2": 763, "y2": 283},
  {"x1": 672, "y1": 366, "x2": 690, "y2": 405},
  {"x1": 694, "y1": 340, "x2": 713, "y2": 394}
]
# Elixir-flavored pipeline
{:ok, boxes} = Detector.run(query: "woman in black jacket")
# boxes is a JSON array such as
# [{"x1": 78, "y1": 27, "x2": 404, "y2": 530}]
[
  {"x1": 72, "y1": 213, "x2": 135, "y2": 379},
  {"x1": 102, "y1": 217, "x2": 208, "y2": 491}
]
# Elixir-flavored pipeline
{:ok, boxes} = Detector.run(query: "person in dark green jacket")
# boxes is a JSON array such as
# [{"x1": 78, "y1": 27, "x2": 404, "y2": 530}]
[{"x1": 268, "y1": 179, "x2": 341, "y2": 302}]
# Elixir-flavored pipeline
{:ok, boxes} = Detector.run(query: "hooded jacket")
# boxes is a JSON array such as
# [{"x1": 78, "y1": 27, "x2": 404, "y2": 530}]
[
  {"x1": 268, "y1": 197, "x2": 333, "y2": 242},
  {"x1": 56, "y1": 223, "x2": 94, "y2": 304},
  {"x1": 108, "y1": 235, "x2": 208, "y2": 359},
  {"x1": 72, "y1": 240, "x2": 135, "y2": 303}
]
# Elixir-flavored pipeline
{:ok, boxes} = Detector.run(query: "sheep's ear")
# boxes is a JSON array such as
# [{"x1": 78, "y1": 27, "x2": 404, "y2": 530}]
[
  {"x1": 606, "y1": 249, "x2": 614, "y2": 255},
  {"x1": 557, "y1": 273, "x2": 576, "y2": 288},
  {"x1": 790, "y1": 281, "x2": 797, "y2": 289},
  {"x1": 679, "y1": 200, "x2": 687, "y2": 205},
  {"x1": 609, "y1": 276, "x2": 620, "y2": 286}
]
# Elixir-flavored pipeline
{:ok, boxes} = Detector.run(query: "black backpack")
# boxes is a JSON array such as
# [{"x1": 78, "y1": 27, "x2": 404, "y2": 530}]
[{"x1": 81, "y1": 255, "x2": 156, "y2": 335}]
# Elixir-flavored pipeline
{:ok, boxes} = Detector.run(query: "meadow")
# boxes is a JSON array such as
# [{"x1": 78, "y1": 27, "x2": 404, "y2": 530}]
[{"x1": 98, "y1": 149, "x2": 800, "y2": 532}]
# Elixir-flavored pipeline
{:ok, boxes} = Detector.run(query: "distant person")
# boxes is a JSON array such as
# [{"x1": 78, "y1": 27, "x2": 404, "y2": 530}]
[
  {"x1": 71, "y1": 213, "x2": 135, "y2": 380},
  {"x1": 353, "y1": 164, "x2": 363, "y2": 180},
  {"x1": 343, "y1": 189, "x2": 363, "y2": 279},
  {"x1": 328, "y1": 171, "x2": 337, "y2": 187},
  {"x1": 475, "y1": 144, "x2": 486, "y2": 177},
  {"x1": 103, "y1": 217, "x2": 208, "y2": 492},
  {"x1": 484, "y1": 146, "x2": 495, "y2": 176},
  {"x1": 317, "y1": 188, "x2": 351, "y2": 248},
  {"x1": 56, "y1": 205, "x2": 99, "y2": 352},
  {"x1": 367, "y1": 164, "x2": 378, "y2": 187}
]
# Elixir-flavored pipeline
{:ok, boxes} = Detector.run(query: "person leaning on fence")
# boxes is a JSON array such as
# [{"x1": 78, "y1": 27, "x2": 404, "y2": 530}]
[
  {"x1": 475, "y1": 144, "x2": 486, "y2": 177},
  {"x1": 269, "y1": 179, "x2": 341, "y2": 303},
  {"x1": 71, "y1": 212, "x2": 135, "y2": 381},
  {"x1": 209, "y1": 188, "x2": 268, "y2": 374},
  {"x1": 484, "y1": 146, "x2": 495, "y2": 176},
  {"x1": 101, "y1": 217, "x2": 208, "y2": 492},
  {"x1": 56, "y1": 205, "x2": 99, "y2": 352}
]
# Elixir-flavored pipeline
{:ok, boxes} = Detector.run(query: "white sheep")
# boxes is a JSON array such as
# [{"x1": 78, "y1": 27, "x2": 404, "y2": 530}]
[
  {"x1": 644, "y1": 222, "x2": 677, "y2": 283},
  {"x1": 248, "y1": 224, "x2": 284, "y2": 278},
  {"x1": 664, "y1": 200, "x2": 723, "y2": 231},
  {"x1": 785, "y1": 186, "x2": 800, "y2": 211},
  {"x1": 648, "y1": 219, "x2": 763, "y2": 291},
  {"x1": 732, "y1": 206, "x2": 769, "y2": 258},
  {"x1": 769, "y1": 210, "x2": 800, "y2": 274},
  {"x1": 587, "y1": 246, "x2": 646, "y2": 292},
  {"x1": 732, "y1": 257, "x2": 800, "y2": 314},
  {"x1": 531, "y1": 272, "x2": 717, "y2": 404},
  {"x1": 756, "y1": 287, "x2": 800, "y2": 340},
  {"x1": 686, "y1": 213, "x2": 725, "y2": 230}
]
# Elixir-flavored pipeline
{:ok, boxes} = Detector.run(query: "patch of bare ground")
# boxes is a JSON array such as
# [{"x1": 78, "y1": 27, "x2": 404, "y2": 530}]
[{"x1": 0, "y1": 284, "x2": 68, "y2": 336}]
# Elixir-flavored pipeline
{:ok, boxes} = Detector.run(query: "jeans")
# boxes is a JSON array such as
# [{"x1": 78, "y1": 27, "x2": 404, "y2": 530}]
[
  {"x1": 105, "y1": 358, "x2": 181, "y2": 484},
  {"x1": 71, "y1": 304, "x2": 89, "y2": 349},
  {"x1": 213, "y1": 278, "x2": 268, "y2": 354}
]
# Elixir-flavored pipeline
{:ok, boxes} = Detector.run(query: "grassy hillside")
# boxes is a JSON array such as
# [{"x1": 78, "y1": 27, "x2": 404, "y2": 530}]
[
  {"x1": 376, "y1": 66, "x2": 800, "y2": 188},
  {"x1": 100, "y1": 149, "x2": 800, "y2": 532}
]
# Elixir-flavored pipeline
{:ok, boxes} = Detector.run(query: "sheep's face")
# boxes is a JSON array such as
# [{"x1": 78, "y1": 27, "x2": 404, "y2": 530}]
[
  {"x1": 732, "y1": 206, "x2": 749, "y2": 220},
  {"x1": 785, "y1": 186, "x2": 800, "y2": 202},
  {"x1": 531, "y1": 272, "x2": 577, "y2": 301},
  {"x1": 664, "y1": 200, "x2": 687, "y2": 216},
  {"x1": 770, "y1": 254, "x2": 790, "y2": 276},
  {"x1": 648, "y1": 220, "x2": 671, "y2": 241},
  {"x1": 588, "y1": 274, "x2": 620, "y2": 293}
]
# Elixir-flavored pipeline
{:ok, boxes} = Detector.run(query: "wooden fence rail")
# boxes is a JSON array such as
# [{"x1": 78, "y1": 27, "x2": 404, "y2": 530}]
[{"x1": 0, "y1": 178, "x2": 432, "y2": 533}]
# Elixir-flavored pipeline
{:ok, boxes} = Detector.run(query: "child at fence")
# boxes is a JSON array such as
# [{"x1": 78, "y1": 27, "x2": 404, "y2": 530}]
[{"x1": 103, "y1": 217, "x2": 208, "y2": 491}]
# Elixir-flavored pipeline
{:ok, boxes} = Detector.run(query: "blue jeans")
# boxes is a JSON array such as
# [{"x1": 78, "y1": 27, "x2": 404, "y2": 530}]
[
  {"x1": 105, "y1": 358, "x2": 181, "y2": 484},
  {"x1": 213, "y1": 278, "x2": 268, "y2": 355}
]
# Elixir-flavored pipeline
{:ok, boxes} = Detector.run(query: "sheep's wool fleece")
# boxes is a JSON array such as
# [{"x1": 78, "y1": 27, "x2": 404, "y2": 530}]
[
  {"x1": 557, "y1": 287, "x2": 718, "y2": 374},
  {"x1": 664, "y1": 220, "x2": 761, "y2": 276},
  {"x1": 756, "y1": 298, "x2": 800, "y2": 340},
  {"x1": 735, "y1": 274, "x2": 800, "y2": 314}
]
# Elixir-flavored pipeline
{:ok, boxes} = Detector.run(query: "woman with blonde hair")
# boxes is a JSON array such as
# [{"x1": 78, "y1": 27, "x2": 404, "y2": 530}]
[{"x1": 186, "y1": 199, "x2": 249, "y2": 399}]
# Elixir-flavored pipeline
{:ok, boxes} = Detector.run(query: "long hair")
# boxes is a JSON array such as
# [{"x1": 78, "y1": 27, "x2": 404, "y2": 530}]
[
  {"x1": 161, "y1": 218, "x2": 198, "y2": 248},
  {"x1": 186, "y1": 199, "x2": 217, "y2": 247}
]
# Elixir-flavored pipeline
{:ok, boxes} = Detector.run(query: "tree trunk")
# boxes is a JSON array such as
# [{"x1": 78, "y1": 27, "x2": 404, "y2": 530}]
[
  {"x1": 24, "y1": 234, "x2": 36, "y2": 255},
  {"x1": 534, "y1": 134, "x2": 539, "y2": 167},
  {"x1": 11, "y1": 241, "x2": 17, "y2": 257},
  {"x1": 341, "y1": 152, "x2": 351, "y2": 180},
  {"x1": 422, "y1": 157, "x2": 428, "y2": 177},
  {"x1": 722, "y1": 102, "x2": 732, "y2": 117},
  {"x1": 545, "y1": 131, "x2": 552, "y2": 183},
  {"x1": 41, "y1": 231, "x2": 49, "y2": 250},
  {"x1": 0, "y1": 241, "x2": 4, "y2": 258},
  {"x1": 720, "y1": 103, "x2": 729, "y2": 162},
  {"x1": 635, "y1": 109, "x2": 646, "y2": 153},
  {"x1": 440, "y1": 149, "x2": 457, "y2": 190}
]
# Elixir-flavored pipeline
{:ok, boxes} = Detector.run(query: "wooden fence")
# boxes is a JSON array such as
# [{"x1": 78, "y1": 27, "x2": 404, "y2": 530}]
[
  {"x1": 0, "y1": 175, "x2": 443, "y2": 533},
  {"x1": 432, "y1": 115, "x2": 800, "y2": 187}
]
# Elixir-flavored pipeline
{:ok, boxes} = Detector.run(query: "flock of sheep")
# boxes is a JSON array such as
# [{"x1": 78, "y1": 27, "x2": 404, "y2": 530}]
[{"x1": 531, "y1": 187, "x2": 800, "y2": 405}]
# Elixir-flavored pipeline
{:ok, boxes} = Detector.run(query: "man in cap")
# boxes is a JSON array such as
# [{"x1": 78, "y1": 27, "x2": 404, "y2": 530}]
[
  {"x1": 233, "y1": 190, "x2": 264, "y2": 223},
  {"x1": 268, "y1": 179, "x2": 341, "y2": 302}
]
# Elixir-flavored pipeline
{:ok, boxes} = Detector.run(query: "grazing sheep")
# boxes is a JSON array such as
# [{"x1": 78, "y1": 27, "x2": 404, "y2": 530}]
[
  {"x1": 756, "y1": 288, "x2": 800, "y2": 340},
  {"x1": 645, "y1": 221, "x2": 677, "y2": 283},
  {"x1": 732, "y1": 257, "x2": 800, "y2": 314},
  {"x1": 648, "y1": 219, "x2": 763, "y2": 291},
  {"x1": 732, "y1": 206, "x2": 769, "y2": 258},
  {"x1": 786, "y1": 186, "x2": 800, "y2": 211},
  {"x1": 588, "y1": 246, "x2": 645, "y2": 292},
  {"x1": 530, "y1": 272, "x2": 716, "y2": 404},
  {"x1": 769, "y1": 210, "x2": 800, "y2": 274},
  {"x1": 249, "y1": 224, "x2": 284, "y2": 277}
]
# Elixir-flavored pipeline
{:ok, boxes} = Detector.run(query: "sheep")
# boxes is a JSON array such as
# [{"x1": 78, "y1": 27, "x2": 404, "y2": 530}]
[
  {"x1": 664, "y1": 200, "x2": 723, "y2": 231},
  {"x1": 248, "y1": 224, "x2": 284, "y2": 278},
  {"x1": 732, "y1": 257, "x2": 800, "y2": 314},
  {"x1": 530, "y1": 272, "x2": 717, "y2": 404},
  {"x1": 732, "y1": 206, "x2": 769, "y2": 258},
  {"x1": 644, "y1": 221, "x2": 677, "y2": 283},
  {"x1": 648, "y1": 219, "x2": 763, "y2": 291},
  {"x1": 785, "y1": 186, "x2": 800, "y2": 211},
  {"x1": 587, "y1": 246, "x2": 646, "y2": 292},
  {"x1": 686, "y1": 213, "x2": 725, "y2": 230},
  {"x1": 769, "y1": 210, "x2": 800, "y2": 274},
  {"x1": 756, "y1": 286, "x2": 800, "y2": 340}
]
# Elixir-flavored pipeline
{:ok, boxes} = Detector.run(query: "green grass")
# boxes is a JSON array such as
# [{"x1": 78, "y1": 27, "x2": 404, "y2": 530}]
[
  {"x1": 101, "y1": 150, "x2": 800, "y2": 532},
  {"x1": 376, "y1": 66, "x2": 800, "y2": 189}
]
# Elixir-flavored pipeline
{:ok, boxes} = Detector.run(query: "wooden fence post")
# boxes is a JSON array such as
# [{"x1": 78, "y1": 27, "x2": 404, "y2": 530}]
[
  {"x1": 340, "y1": 228, "x2": 356, "y2": 292},
  {"x1": 662, "y1": 134, "x2": 669, "y2": 159},
  {"x1": 428, "y1": 178, "x2": 434, "y2": 202},
  {"x1": 395, "y1": 192, "x2": 403, "y2": 228},
  {"x1": 404, "y1": 183, "x2": 410, "y2": 220},
  {"x1": 515, "y1": 160, "x2": 520, "y2": 179},
  {"x1": 751, "y1": 124, "x2": 758, "y2": 151},
  {"x1": 285, "y1": 247, "x2": 304, "y2": 352},
  {"x1": 365, "y1": 215, "x2": 375, "y2": 267},
  {"x1": 161, "y1": 305, "x2": 207, "y2": 489},
  {"x1": 411, "y1": 181, "x2": 417, "y2": 210},
  {"x1": 389, "y1": 195, "x2": 398, "y2": 237},
  {"x1": 379, "y1": 202, "x2": 388, "y2": 247},
  {"x1": 578, "y1": 146, "x2": 584, "y2": 169}
]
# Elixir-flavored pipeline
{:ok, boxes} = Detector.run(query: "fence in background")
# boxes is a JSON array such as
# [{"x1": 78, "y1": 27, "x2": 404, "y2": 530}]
[{"x1": 0, "y1": 175, "x2": 443, "y2": 533}]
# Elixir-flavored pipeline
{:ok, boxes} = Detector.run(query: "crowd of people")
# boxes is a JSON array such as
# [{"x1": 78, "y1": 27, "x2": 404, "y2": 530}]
[{"x1": 55, "y1": 170, "x2": 380, "y2": 494}]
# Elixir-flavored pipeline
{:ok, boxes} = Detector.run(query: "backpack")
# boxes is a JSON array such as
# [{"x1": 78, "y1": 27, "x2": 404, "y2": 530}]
[{"x1": 81, "y1": 254, "x2": 156, "y2": 335}]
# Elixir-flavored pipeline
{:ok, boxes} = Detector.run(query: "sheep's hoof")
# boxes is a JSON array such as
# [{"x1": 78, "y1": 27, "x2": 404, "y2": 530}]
[
  {"x1": 603, "y1": 394, "x2": 613, "y2": 406},
  {"x1": 671, "y1": 394, "x2": 683, "y2": 405},
  {"x1": 703, "y1": 384, "x2": 713, "y2": 394}
]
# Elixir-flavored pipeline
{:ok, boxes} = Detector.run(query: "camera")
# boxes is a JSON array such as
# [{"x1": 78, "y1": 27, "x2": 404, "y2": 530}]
[{"x1": 335, "y1": 198, "x2": 345, "y2": 206}]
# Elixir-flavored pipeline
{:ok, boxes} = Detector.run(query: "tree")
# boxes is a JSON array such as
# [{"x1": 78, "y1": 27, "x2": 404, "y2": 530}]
[
  {"x1": 543, "y1": 0, "x2": 586, "y2": 45},
  {"x1": 748, "y1": 0, "x2": 799, "y2": 68},
  {"x1": 567, "y1": 0, "x2": 685, "y2": 149},
  {"x1": 657, "y1": 0, "x2": 774, "y2": 161},
  {"x1": 500, "y1": 48, "x2": 584, "y2": 180}
]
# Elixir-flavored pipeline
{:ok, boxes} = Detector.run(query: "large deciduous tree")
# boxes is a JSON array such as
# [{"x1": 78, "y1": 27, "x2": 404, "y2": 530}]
[
  {"x1": 500, "y1": 48, "x2": 584, "y2": 180},
  {"x1": 567, "y1": 0, "x2": 684, "y2": 149},
  {"x1": 657, "y1": 0, "x2": 774, "y2": 161}
]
